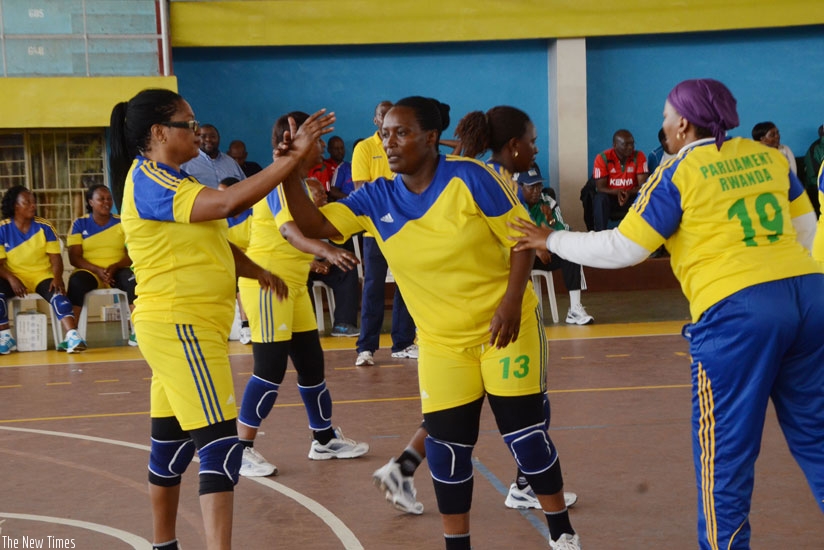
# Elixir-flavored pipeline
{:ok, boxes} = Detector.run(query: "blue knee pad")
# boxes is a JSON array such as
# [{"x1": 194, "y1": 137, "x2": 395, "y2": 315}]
[
  {"x1": 198, "y1": 435, "x2": 242, "y2": 486},
  {"x1": 298, "y1": 380, "x2": 332, "y2": 431},
  {"x1": 148, "y1": 437, "x2": 196, "y2": 486},
  {"x1": 0, "y1": 294, "x2": 7, "y2": 324},
  {"x1": 502, "y1": 421, "x2": 556, "y2": 475},
  {"x1": 424, "y1": 435, "x2": 475, "y2": 483},
  {"x1": 238, "y1": 375, "x2": 279, "y2": 429},
  {"x1": 50, "y1": 294, "x2": 73, "y2": 321}
]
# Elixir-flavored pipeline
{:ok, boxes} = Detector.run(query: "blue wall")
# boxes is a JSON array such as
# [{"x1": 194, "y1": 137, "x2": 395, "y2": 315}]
[
  {"x1": 173, "y1": 41, "x2": 551, "y2": 177},
  {"x1": 587, "y1": 25, "x2": 824, "y2": 162}
]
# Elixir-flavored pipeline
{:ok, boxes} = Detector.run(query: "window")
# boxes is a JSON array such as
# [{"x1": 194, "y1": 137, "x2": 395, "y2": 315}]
[{"x1": 0, "y1": 129, "x2": 106, "y2": 239}]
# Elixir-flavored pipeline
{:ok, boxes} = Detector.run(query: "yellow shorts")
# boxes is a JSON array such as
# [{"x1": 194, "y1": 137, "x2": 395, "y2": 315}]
[
  {"x1": 137, "y1": 320, "x2": 237, "y2": 431},
  {"x1": 238, "y1": 282, "x2": 316, "y2": 343},
  {"x1": 418, "y1": 307, "x2": 547, "y2": 414}
]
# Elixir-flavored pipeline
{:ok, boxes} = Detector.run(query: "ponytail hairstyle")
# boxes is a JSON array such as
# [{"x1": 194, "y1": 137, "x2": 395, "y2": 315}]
[
  {"x1": 393, "y1": 96, "x2": 451, "y2": 152},
  {"x1": 454, "y1": 106, "x2": 530, "y2": 159},
  {"x1": 108, "y1": 88, "x2": 183, "y2": 210}
]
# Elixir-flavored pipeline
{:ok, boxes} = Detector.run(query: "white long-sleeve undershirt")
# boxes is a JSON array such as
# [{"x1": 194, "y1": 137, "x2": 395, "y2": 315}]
[{"x1": 546, "y1": 228, "x2": 650, "y2": 269}]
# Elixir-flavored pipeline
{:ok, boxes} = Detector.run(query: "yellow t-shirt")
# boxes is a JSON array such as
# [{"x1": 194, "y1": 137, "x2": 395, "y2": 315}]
[
  {"x1": 120, "y1": 156, "x2": 235, "y2": 332},
  {"x1": 0, "y1": 217, "x2": 61, "y2": 290},
  {"x1": 67, "y1": 214, "x2": 126, "y2": 269},
  {"x1": 619, "y1": 137, "x2": 820, "y2": 321},
  {"x1": 322, "y1": 154, "x2": 538, "y2": 348},
  {"x1": 226, "y1": 208, "x2": 252, "y2": 251},
  {"x1": 239, "y1": 182, "x2": 314, "y2": 289}
]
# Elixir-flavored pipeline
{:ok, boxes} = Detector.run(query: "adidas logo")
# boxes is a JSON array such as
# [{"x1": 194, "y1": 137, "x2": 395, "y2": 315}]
[
  {"x1": 82, "y1": 230, "x2": 89, "y2": 236},
  {"x1": 226, "y1": 394, "x2": 235, "y2": 405},
  {"x1": 380, "y1": 213, "x2": 394, "y2": 223},
  {"x1": 278, "y1": 323, "x2": 288, "y2": 331}
]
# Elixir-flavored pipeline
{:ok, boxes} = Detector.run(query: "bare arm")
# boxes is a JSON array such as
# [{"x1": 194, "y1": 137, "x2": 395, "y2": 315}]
[
  {"x1": 0, "y1": 259, "x2": 26, "y2": 296},
  {"x1": 489, "y1": 247, "x2": 534, "y2": 349},
  {"x1": 230, "y1": 242, "x2": 287, "y2": 301},
  {"x1": 280, "y1": 221, "x2": 358, "y2": 271},
  {"x1": 594, "y1": 176, "x2": 619, "y2": 196},
  {"x1": 189, "y1": 110, "x2": 335, "y2": 223},
  {"x1": 280, "y1": 171, "x2": 344, "y2": 240},
  {"x1": 48, "y1": 253, "x2": 65, "y2": 294}
]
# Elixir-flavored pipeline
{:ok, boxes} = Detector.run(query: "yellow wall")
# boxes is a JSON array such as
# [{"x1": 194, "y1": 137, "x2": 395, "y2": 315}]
[
  {"x1": 170, "y1": 0, "x2": 824, "y2": 47},
  {"x1": 0, "y1": 76, "x2": 178, "y2": 128}
]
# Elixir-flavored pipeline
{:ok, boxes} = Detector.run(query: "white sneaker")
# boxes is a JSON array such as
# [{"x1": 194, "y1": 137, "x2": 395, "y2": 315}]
[
  {"x1": 550, "y1": 533, "x2": 581, "y2": 550},
  {"x1": 505, "y1": 483, "x2": 578, "y2": 509},
  {"x1": 565, "y1": 303, "x2": 594, "y2": 325},
  {"x1": 0, "y1": 332, "x2": 17, "y2": 355},
  {"x1": 308, "y1": 427, "x2": 369, "y2": 460},
  {"x1": 239, "y1": 447, "x2": 278, "y2": 477},
  {"x1": 239, "y1": 326, "x2": 252, "y2": 345},
  {"x1": 391, "y1": 344, "x2": 418, "y2": 359},
  {"x1": 65, "y1": 330, "x2": 87, "y2": 354},
  {"x1": 355, "y1": 351, "x2": 374, "y2": 366},
  {"x1": 372, "y1": 458, "x2": 424, "y2": 515}
]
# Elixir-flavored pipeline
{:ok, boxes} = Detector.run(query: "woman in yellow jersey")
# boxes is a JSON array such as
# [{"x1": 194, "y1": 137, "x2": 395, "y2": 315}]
[
  {"x1": 0, "y1": 185, "x2": 87, "y2": 354},
  {"x1": 369, "y1": 105, "x2": 579, "y2": 520},
  {"x1": 66, "y1": 183, "x2": 137, "y2": 345},
  {"x1": 235, "y1": 111, "x2": 368, "y2": 479},
  {"x1": 281, "y1": 96, "x2": 580, "y2": 550},
  {"x1": 513, "y1": 78, "x2": 824, "y2": 550},
  {"x1": 108, "y1": 88, "x2": 333, "y2": 550}
]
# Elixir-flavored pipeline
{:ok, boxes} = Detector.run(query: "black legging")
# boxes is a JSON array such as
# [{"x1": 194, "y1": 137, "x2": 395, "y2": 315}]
[{"x1": 67, "y1": 268, "x2": 136, "y2": 307}]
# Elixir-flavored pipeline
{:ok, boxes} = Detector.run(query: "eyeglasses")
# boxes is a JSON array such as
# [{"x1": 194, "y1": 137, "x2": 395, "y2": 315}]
[{"x1": 161, "y1": 120, "x2": 200, "y2": 133}]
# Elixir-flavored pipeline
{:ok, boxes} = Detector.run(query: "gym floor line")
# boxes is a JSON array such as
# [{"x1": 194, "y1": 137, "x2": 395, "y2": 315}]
[{"x1": 0, "y1": 321, "x2": 821, "y2": 549}]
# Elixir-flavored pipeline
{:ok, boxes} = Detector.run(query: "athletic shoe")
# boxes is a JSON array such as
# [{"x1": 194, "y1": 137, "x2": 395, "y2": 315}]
[
  {"x1": 550, "y1": 533, "x2": 581, "y2": 550},
  {"x1": 239, "y1": 326, "x2": 252, "y2": 345},
  {"x1": 505, "y1": 483, "x2": 578, "y2": 509},
  {"x1": 355, "y1": 351, "x2": 374, "y2": 366},
  {"x1": 308, "y1": 427, "x2": 369, "y2": 460},
  {"x1": 565, "y1": 304, "x2": 594, "y2": 325},
  {"x1": 391, "y1": 344, "x2": 419, "y2": 359},
  {"x1": 331, "y1": 324, "x2": 360, "y2": 337},
  {"x1": 372, "y1": 458, "x2": 424, "y2": 514},
  {"x1": 56, "y1": 341, "x2": 68, "y2": 352},
  {"x1": 0, "y1": 333, "x2": 16, "y2": 355},
  {"x1": 65, "y1": 331, "x2": 87, "y2": 354},
  {"x1": 239, "y1": 447, "x2": 278, "y2": 477},
  {"x1": 128, "y1": 332, "x2": 138, "y2": 347}
]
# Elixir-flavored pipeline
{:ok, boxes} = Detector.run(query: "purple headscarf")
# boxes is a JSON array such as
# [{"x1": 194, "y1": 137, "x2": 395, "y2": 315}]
[{"x1": 667, "y1": 79, "x2": 739, "y2": 150}]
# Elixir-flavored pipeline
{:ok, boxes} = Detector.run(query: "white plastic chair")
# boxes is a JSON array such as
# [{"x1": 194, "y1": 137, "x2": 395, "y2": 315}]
[
  {"x1": 9, "y1": 293, "x2": 63, "y2": 349},
  {"x1": 311, "y1": 280, "x2": 336, "y2": 333},
  {"x1": 77, "y1": 288, "x2": 130, "y2": 341},
  {"x1": 530, "y1": 270, "x2": 559, "y2": 324}
]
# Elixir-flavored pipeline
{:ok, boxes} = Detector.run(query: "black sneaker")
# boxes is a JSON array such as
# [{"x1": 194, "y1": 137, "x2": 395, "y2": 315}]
[{"x1": 331, "y1": 324, "x2": 360, "y2": 337}]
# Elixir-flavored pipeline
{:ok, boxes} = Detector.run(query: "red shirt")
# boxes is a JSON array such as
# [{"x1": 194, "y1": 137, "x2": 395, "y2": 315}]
[{"x1": 592, "y1": 148, "x2": 648, "y2": 190}]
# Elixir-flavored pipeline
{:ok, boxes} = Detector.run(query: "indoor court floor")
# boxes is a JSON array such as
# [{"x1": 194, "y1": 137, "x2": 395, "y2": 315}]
[{"x1": 1, "y1": 289, "x2": 822, "y2": 549}]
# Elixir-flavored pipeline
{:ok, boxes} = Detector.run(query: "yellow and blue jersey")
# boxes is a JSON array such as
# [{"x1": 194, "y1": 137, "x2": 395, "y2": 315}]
[
  {"x1": 120, "y1": 156, "x2": 235, "y2": 332},
  {"x1": 351, "y1": 132, "x2": 394, "y2": 183},
  {"x1": 67, "y1": 214, "x2": 126, "y2": 269},
  {"x1": 240, "y1": 182, "x2": 314, "y2": 288},
  {"x1": 226, "y1": 208, "x2": 252, "y2": 251},
  {"x1": 0, "y1": 216, "x2": 61, "y2": 290},
  {"x1": 812, "y1": 163, "x2": 824, "y2": 266},
  {"x1": 321, "y1": 154, "x2": 538, "y2": 348},
  {"x1": 619, "y1": 137, "x2": 819, "y2": 321}
]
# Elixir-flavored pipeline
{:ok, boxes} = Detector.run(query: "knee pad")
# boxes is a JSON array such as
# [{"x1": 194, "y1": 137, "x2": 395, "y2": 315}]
[
  {"x1": 197, "y1": 435, "x2": 243, "y2": 494},
  {"x1": 298, "y1": 380, "x2": 332, "y2": 431},
  {"x1": 424, "y1": 435, "x2": 474, "y2": 484},
  {"x1": 148, "y1": 437, "x2": 196, "y2": 487},
  {"x1": 502, "y1": 421, "x2": 556, "y2": 476},
  {"x1": 50, "y1": 294, "x2": 74, "y2": 321},
  {"x1": 238, "y1": 375, "x2": 279, "y2": 429}
]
